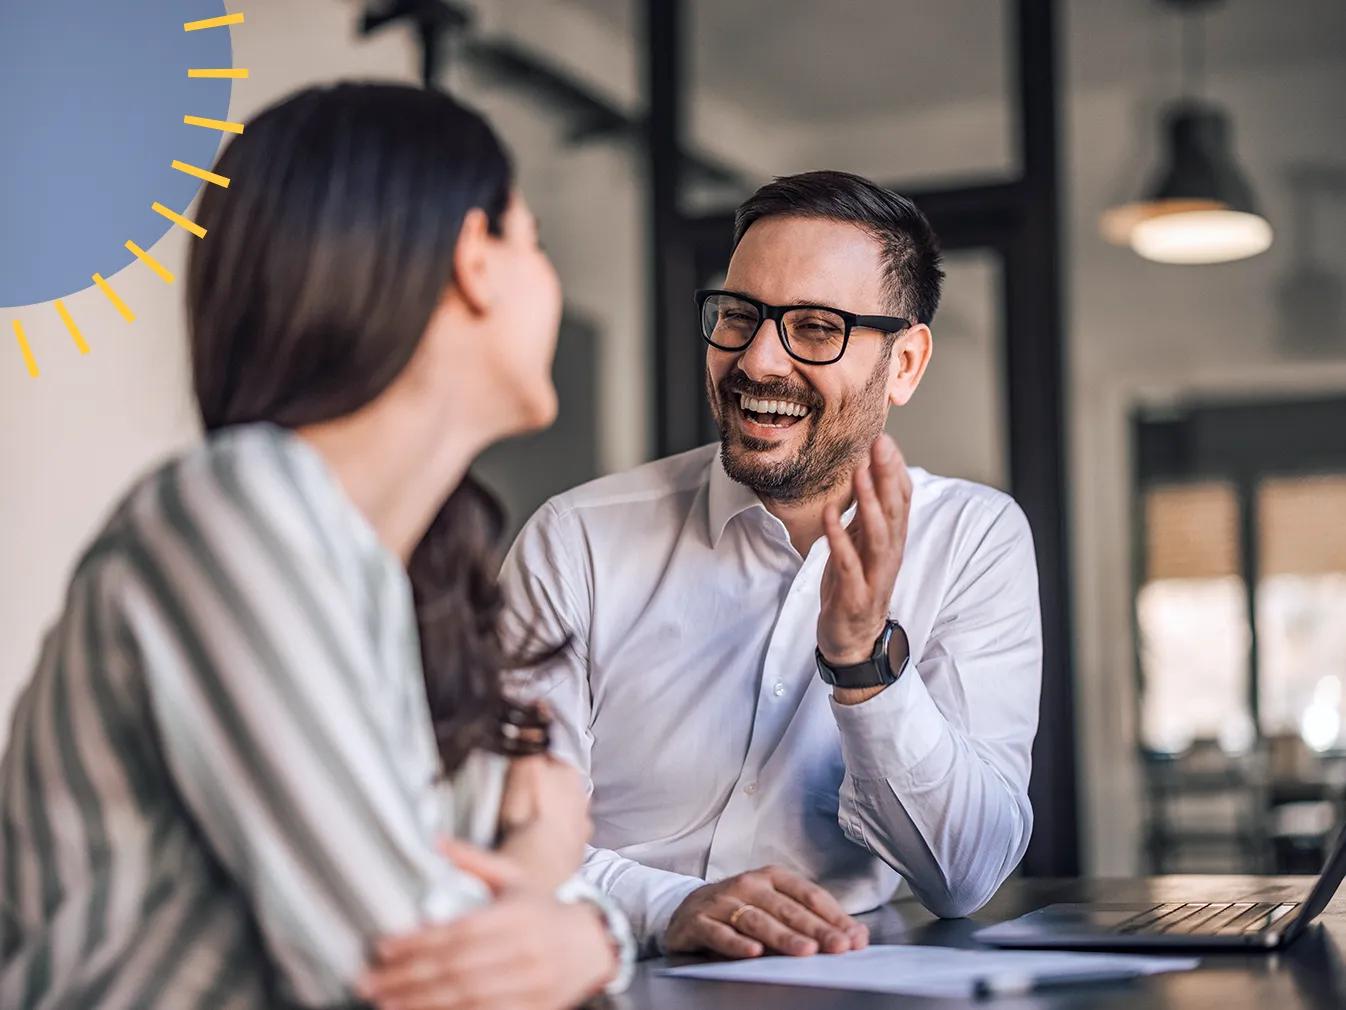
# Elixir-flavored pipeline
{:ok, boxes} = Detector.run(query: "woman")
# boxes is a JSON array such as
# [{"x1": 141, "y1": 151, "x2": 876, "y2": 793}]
[{"x1": 0, "y1": 83, "x2": 631, "y2": 1008}]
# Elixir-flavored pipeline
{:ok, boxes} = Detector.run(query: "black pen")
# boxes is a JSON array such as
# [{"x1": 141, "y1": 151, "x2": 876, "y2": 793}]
[{"x1": 972, "y1": 967, "x2": 1144, "y2": 998}]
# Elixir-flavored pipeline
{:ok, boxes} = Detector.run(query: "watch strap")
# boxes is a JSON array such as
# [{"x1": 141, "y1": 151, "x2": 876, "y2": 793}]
[{"x1": 815, "y1": 620, "x2": 905, "y2": 689}]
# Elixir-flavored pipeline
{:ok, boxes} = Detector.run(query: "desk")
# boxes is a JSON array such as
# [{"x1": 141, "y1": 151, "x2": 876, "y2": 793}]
[{"x1": 618, "y1": 877, "x2": 1346, "y2": 1008}]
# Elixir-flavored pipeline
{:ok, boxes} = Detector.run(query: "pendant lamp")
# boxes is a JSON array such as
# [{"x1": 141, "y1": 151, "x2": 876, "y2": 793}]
[{"x1": 1100, "y1": 0, "x2": 1273, "y2": 265}]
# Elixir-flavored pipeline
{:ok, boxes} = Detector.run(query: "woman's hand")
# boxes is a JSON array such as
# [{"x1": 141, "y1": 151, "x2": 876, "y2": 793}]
[
  {"x1": 355, "y1": 760, "x2": 607, "y2": 1010},
  {"x1": 495, "y1": 755, "x2": 591, "y2": 892},
  {"x1": 358, "y1": 889, "x2": 618, "y2": 1010}
]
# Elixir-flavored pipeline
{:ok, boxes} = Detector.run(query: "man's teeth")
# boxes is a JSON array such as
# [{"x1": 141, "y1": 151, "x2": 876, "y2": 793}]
[{"x1": 738, "y1": 393, "x2": 811, "y2": 418}]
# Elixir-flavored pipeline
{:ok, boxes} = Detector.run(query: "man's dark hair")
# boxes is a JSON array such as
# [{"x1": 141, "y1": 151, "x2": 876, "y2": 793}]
[{"x1": 733, "y1": 170, "x2": 945, "y2": 326}]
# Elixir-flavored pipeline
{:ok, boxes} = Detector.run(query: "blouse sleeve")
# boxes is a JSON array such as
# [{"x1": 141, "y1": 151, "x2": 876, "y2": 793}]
[{"x1": 113, "y1": 447, "x2": 493, "y2": 1006}]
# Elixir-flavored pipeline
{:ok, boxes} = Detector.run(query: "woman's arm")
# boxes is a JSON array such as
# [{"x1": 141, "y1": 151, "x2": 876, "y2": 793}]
[
  {"x1": 112, "y1": 458, "x2": 493, "y2": 1006},
  {"x1": 354, "y1": 755, "x2": 637, "y2": 1009}
]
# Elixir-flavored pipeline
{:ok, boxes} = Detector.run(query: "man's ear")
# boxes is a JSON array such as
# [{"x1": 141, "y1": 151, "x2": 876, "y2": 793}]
[
  {"x1": 452, "y1": 208, "x2": 493, "y2": 316},
  {"x1": 887, "y1": 324, "x2": 933, "y2": 407}
]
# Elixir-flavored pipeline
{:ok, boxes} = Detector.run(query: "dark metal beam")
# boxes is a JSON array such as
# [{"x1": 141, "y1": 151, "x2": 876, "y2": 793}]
[
  {"x1": 901, "y1": 180, "x2": 1027, "y2": 241},
  {"x1": 358, "y1": 0, "x2": 471, "y2": 89},
  {"x1": 463, "y1": 39, "x2": 748, "y2": 190},
  {"x1": 683, "y1": 180, "x2": 1027, "y2": 254},
  {"x1": 1009, "y1": 0, "x2": 1079, "y2": 878},
  {"x1": 645, "y1": 0, "x2": 702, "y2": 455},
  {"x1": 1237, "y1": 476, "x2": 1261, "y2": 732}
]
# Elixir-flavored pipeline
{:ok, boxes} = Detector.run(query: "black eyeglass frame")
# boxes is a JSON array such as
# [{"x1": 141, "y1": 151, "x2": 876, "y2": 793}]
[{"x1": 694, "y1": 288, "x2": 912, "y2": 366}]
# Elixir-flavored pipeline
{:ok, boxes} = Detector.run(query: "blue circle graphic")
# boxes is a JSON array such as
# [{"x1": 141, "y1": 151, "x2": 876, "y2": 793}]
[{"x1": 0, "y1": 1, "x2": 234, "y2": 308}]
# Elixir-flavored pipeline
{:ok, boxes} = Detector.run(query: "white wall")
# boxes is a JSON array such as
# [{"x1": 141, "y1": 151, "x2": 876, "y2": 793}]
[{"x1": 451, "y1": 84, "x2": 650, "y2": 478}]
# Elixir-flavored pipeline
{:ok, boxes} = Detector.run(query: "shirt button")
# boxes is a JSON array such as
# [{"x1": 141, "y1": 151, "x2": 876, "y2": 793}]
[
  {"x1": 744, "y1": 781, "x2": 759, "y2": 795},
  {"x1": 772, "y1": 681, "x2": 786, "y2": 697}
]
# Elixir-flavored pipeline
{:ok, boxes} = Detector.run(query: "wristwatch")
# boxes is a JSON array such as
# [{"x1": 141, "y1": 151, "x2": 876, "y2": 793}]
[{"x1": 815, "y1": 620, "x2": 909, "y2": 689}]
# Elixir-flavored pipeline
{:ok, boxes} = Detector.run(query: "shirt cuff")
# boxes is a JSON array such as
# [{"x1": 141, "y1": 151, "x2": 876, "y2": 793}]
[
  {"x1": 582, "y1": 856, "x2": 705, "y2": 957},
  {"x1": 829, "y1": 661, "x2": 947, "y2": 780},
  {"x1": 648, "y1": 876, "x2": 709, "y2": 956}
]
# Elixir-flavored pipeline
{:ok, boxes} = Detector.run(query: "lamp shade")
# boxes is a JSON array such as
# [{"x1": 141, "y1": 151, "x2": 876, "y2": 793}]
[{"x1": 1101, "y1": 102, "x2": 1273, "y2": 264}]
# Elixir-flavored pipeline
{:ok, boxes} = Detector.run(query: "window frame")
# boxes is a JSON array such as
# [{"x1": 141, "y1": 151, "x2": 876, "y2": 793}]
[{"x1": 1132, "y1": 396, "x2": 1346, "y2": 745}]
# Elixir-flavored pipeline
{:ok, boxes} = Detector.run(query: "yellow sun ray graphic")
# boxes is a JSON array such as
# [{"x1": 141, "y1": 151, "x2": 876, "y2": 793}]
[
  {"x1": 92, "y1": 273, "x2": 136, "y2": 323},
  {"x1": 183, "y1": 114, "x2": 245, "y2": 134},
  {"x1": 14, "y1": 9, "x2": 245, "y2": 378},
  {"x1": 13, "y1": 320, "x2": 39, "y2": 377},
  {"x1": 125, "y1": 241, "x2": 176, "y2": 284},
  {"x1": 171, "y1": 159, "x2": 231, "y2": 188},
  {"x1": 183, "y1": 13, "x2": 243, "y2": 32},
  {"x1": 152, "y1": 201, "x2": 208, "y2": 239},
  {"x1": 53, "y1": 300, "x2": 90, "y2": 354}
]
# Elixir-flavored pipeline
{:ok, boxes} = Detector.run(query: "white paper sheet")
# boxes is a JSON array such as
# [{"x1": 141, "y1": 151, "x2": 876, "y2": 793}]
[{"x1": 658, "y1": 945, "x2": 1200, "y2": 998}]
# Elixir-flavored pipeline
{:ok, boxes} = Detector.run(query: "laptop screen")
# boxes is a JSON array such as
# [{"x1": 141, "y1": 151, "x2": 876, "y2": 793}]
[{"x1": 1286, "y1": 821, "x2": 1346, "y2": 940}]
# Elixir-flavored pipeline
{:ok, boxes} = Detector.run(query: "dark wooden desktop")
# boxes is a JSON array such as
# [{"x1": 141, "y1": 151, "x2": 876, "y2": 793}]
[{"x1": 616, "y1": 878, "x2": 1346, "y2": 1009}]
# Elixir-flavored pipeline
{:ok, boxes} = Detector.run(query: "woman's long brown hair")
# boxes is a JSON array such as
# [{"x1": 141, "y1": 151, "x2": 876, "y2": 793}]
[{"x1": 188, "y1": 82, "x2": 545, "y2": 773}]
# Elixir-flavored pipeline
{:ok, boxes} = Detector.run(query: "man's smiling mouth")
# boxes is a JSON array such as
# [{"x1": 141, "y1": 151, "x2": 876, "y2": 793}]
[{"x1": 735, "y1": 392, "x2": 813, "y2": 429}]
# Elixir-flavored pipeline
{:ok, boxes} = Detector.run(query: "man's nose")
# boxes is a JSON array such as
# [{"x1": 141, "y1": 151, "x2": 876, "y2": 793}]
[{"x1": 737, "y1": 317, "x2": 794, "y2": 381}]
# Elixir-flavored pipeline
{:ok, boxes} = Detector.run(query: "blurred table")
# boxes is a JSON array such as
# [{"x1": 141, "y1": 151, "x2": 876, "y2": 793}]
[{"x1": 615, "y1": 877, "x2": 1346, "y2": 1009}]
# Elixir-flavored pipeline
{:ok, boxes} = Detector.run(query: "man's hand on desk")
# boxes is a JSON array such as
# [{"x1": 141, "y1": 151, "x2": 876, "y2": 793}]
[
  {"x1": 664, "y1": 865, "x2": 869, "y2": 959},
  {"x1": 816, "y1": 434, "x2": 912, "y2": 705}
]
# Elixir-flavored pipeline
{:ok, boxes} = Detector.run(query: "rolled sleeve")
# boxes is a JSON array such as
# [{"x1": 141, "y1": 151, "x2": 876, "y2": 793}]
[
  {"x1": 826, "y1": 498, "x2": 1041, "y2": 919},
  {"x1": 581, "y1": 846, "x2": 705, "y2": 957}
]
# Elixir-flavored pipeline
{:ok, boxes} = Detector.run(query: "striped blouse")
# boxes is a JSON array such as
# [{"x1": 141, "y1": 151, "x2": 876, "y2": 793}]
[{"x1": 0, "y1": 423, "x2": 631, "y2": 1008}]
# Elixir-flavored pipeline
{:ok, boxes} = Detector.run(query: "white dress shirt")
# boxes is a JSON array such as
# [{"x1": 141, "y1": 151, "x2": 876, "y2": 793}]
[{"x1": 500, "y1": 443, "x2": 1042, "y2": 954}]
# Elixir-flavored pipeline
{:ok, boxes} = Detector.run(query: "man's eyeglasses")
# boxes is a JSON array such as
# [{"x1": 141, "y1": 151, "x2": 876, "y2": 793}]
[{"x1": 695, "y1": 289, "x2": 910, "y2": 366}]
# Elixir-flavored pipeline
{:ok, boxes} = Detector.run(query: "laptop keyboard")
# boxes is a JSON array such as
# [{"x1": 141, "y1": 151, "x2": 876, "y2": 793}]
[{"x1": 1114, "y1": 901, "x2": 1300, "y2": 936}]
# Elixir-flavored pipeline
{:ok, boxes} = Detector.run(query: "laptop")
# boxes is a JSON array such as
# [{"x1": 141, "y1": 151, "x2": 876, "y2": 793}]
[{"x1": 975, "y1": 821, "x2": 1346, "y2": 951}]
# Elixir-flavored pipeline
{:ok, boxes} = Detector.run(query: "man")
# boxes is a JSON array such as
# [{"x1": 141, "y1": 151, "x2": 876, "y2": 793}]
[{"x1": 500, "y1": 170, "x2": 1042, "y2": 959}]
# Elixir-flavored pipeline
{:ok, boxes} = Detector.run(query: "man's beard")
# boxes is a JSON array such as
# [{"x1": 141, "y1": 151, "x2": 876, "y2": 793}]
[{"x1": 709, "y1": 354, "x2": 891, "y2": 505}]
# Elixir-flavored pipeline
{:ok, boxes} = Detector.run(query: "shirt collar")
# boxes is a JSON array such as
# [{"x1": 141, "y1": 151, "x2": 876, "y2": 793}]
[
  {"x1": 707, "y1": 449, "x2": 767, "y2": 548},
  {"x1": 707, "y1": 449, "x2": 869, "y2": 550}
]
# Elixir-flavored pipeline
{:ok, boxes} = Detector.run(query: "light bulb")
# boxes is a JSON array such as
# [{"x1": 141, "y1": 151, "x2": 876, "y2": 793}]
[{"x1": 1130, "y1": 208, "x2": 1274, "y2": 265}]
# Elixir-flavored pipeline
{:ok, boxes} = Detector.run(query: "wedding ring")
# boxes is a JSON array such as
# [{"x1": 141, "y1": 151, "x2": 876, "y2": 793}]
[{"x1": 727, "y1": 903, "x2": 757, "y2": 931}]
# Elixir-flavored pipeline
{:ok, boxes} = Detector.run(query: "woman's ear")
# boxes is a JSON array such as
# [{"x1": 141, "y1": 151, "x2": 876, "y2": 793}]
[
  {"x1": 452, "y1": 208, "x2": 493, "y2": 316},
  {"x1": 887, "y1": 323, "x2": 933, "y2": 407}
]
